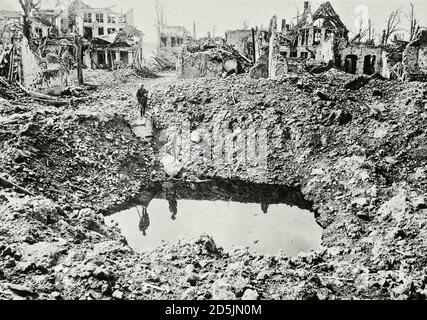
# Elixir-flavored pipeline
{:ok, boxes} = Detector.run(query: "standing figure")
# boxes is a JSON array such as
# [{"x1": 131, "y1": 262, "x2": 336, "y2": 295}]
[{"x1": 136, "y1": 84, "x2": 149, "y2": 118}]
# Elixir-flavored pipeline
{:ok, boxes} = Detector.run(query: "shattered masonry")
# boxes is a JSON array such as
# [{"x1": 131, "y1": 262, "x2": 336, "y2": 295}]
[
  {"x1": 174, "y1": 1, "x2": 427, "y2": 82},
  {"x1": 264, "y1": 1, "x2": 427, "y2": 81},
  {"x1": 0, "y1": 1, "x2": 143, "y2": 89}
]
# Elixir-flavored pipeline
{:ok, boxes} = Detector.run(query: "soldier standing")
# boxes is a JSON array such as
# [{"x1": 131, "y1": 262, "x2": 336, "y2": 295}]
[{"x1": 136, "y1": 84, "x2": 149, "y2": 118}]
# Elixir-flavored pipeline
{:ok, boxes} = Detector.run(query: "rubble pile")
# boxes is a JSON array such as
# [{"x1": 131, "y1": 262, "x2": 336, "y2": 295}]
[
  {"x1": 0, "y1": 77, "x2": 29, "y2": 101},
  {"x1": 1, "y1": 67, "x2": 427, "y2": 300},
  {"x1": 177, "y1": 41, "x2": 254, "y2": 79},
  {"x1": 0, "y1": 76, "x2": 156, "y2": 214},
  {"x1": 186, "y1": 37, "x2": 227, "y2": 52},
  {"x1": 145, "y1": 72, "x2": 427, "y2": 299}
]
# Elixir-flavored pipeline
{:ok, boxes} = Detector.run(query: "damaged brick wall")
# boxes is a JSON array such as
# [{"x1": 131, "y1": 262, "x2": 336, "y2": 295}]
[
  {"x1": 340, "y1": 45, "x2": 383, "y2": 75},
  {"x1": 403, "y1": 30, "x2": 427, "y2": 81},
  {"x1": 177, "y1": 45, "x2": 223, "y2": 79},
  {"x1": 21, "y1": 37, "x2": 77, "y2": 89},
  {"x1": 249, "y1": 51, "x2": 268, "y2": 79},
  {"x1": 225, "y1": 30, "x2": 252, "y2": 55},
  {"x1": 21, "y1": 37, "x2": 44, "y2": 88},
  {"x1": 315, "y1": 36, "x2": 335, "y2": 64},
  {"x1": 268, "y1": 16, "x2": 287, "y2": 79}
]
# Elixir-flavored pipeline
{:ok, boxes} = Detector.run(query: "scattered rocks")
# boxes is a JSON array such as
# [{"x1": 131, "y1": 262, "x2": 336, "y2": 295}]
[
  {"x1": 1, "y1": 69, "x2": 427, "y2": 301},
  {"x1": 241, "y1": 289, "x2": 259, "y2": 300},
  {"x1": 112, "y1": 290, "x2": 123, "y2": 299},
  {"x1": 344, "y1": 75, "x2": 370, "y2": 90},
  {"x1": 5, "y1": 283, "x2": 36, "y2": 297},
  {"x1": 212, "y1": 279, "x2": 235, "y2": 300}
]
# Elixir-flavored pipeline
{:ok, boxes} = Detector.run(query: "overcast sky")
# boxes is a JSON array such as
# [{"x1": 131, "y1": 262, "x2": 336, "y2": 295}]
[{"x1": 1, "y1": 0, "x2": 426, "y2": 43}]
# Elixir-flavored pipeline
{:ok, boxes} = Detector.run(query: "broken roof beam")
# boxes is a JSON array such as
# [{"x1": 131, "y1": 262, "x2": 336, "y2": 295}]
[{"x1": 312, "y1": 1, "x2": 347, "y2": 30}]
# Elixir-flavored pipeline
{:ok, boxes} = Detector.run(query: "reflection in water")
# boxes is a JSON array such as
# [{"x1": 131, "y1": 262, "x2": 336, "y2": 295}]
[
  {"x1": 164, "y1": 181, "x2": 178, "y2": 221},
  {"x1": 261, "y1": 202, "x2": 269, "y2": 214},
  {"x1": 106, "y1": 179, "x2": 322, "y2": 255},
  {"x1": 137, "y1": 206, "x2": 150, "y2": 236}
]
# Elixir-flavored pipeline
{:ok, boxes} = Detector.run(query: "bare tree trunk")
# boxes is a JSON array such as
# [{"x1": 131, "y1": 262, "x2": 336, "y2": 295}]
[
  {"x1": 22, "y1": 16, "x2": 32, "y2": 45},
  {"x1": 251, "y1": 28, "x2": 256, "y2": 64},
  {"x1": 18, "y1": 0, "x2": 41, "y2": 46},
  {"x1": 75, "y1": 35, "x2": 84, "y2": 85},
  {"x1": 155, "y1": 0, "x2": 165, "y2": 55},
  {"x1": 383, "y1": 9, "x2": 402, "y2": 44},
  {"x1": 408, "y1": 3, "x2": 419, "y2": 41}
]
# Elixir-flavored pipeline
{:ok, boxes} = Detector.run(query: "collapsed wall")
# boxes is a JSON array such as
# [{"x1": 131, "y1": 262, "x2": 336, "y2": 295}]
[
  {"x1": 268, "y1": 16, "x2": 288, "y2": 79},
  {"x1": 225, "y1": 29, "x2": 253, "y2": 57},
  {"x1": 403, "y1": 30, "x2": 427, "y2": 81},
  {"x1": 177, "y1": 46, "x2": 224, "y2": 78},
  {"x1": 340, "y1": 44, "x2": 383, "y2": 76},
  {"x1": 176, "y1": 43, "x2": 251, "y2": 79},
  {"x1": 3, "y1": 35, "x2": 78, "y2": 89},
  {"x1": 21, "y1": 37, "x2": 44, "y2": 88}
]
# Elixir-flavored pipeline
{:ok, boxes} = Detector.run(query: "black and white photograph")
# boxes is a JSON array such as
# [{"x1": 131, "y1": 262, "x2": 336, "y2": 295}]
[{"x1": 0, "y1": 0, "x2": 426, "y2": 308}]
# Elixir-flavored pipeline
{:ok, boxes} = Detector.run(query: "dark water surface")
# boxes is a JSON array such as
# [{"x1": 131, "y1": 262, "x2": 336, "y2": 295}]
[{"x1": 105, "y1": 179, "x2": 322, "y2": 256}]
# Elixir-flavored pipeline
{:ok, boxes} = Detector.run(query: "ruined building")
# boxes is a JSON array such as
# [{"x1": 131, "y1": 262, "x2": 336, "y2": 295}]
[
  {"x1": 90, "y1": 28, "x2": 143, "y2": 69},
  {"x1": 267, "y1": 1, "x2": 349, "y2": 78},
  {"x1": 157, "y1": 25, "x2": 192, "y2": 65},
  {"x1": 403, "y1": 30, "x2": 427, "y2": 81},
  {"x1": 264, "y1": 1, "x2": 427, "y2": 81},
  {"x1": 225, "y1": 29, "x2": 253, "y2": 58},
  {"x1": 74, "y1": 3, "x2": 134, "y2": 38},
  {"x1": 0, "y1": 1, "x2": 144, "y2": 90},
  {"x1": 159, "y1": 25, "x2": 190, "y2": 51},
  {"x1": 66, "y1": 0, "x2": 143, "y2": 70},
  {"x1": 280, "y1": 1, "x2": 348, "y2": 61},
  {"x1": 0, "y1": 10, "x2": 23, "y2": 45}
]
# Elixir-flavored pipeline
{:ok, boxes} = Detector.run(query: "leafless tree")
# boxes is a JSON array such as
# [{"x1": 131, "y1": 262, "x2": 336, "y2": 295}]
[
  {"x1": 356, "y1": 18, "x2": 368, "y2": 44},
  {"x1": 18, "y1": 0, "x2": 41, "y2": 44},
  {"x1": 293, "y1": 3, "x2": 300, "y2": 23},
  {"x1": 155, "y1": 0, "x2": 165, "y2": 54},
  {"x1": 65, "y1": 0, "x2": 84, "y2": 85},
  {"x1": 405, "y1": 3, "x2": 420, "y2": 41},
  {"x1": 366, "y1": 19, "x2": 376, "y2": 44},
  {"x1": 155, "y1": 0, "x2": 165, "y2": 33},
  {"x1": 382, "y1": 9, "x2": 402, "y2": 44}
]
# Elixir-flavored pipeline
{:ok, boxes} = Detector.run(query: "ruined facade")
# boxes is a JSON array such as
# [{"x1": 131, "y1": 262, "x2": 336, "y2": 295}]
[
  {"x1": 76, "y1": 3, "x2": 134, "y2": 39},
  {"x1": 403, "y1": 30, "x2": 427, "y2": 81},
  {"x1": 0, "y1": 1, "x2": 143, "y2": 89},
  {"x1": 176, "y1": 46, "x2": 223, "y2": 79},
  {"x1": 225, "y1": 29, "x2": 253, "y2": 57},
  {"x1": 263, "y1": 1, "x2": 426, "y2": 82},
  {"x1": 280, "y1": 1, "x2": 348, "y2": 61},
  {"x1": 340, "y1": 44, "x2": 383, "y2": 75},
  {"x1": 157, "y1": 25, "x2": 191, "y2": 65},
  {"x1": 159, "y1": 25, "x2": 190, "y2": 51},
  {"x1": 264, "y1": 1, "x2": 349, "y2": 79},
  {"x1": 32, "y1": 9, "x2": 63, "y2": 38},
  {"x1": 65, "y1": 0, "x2": 142, "y2": 70},
  {"x1": 90, "y1": 30, "x2": 143, "y2": 70},
  {"x1": 0, "y1": 10, "x2": 24, "y2": 45}
]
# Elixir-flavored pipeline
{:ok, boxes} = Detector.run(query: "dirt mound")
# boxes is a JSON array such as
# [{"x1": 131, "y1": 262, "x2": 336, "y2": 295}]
[{"x1": 1, "y1": 70, "x2": 427, "y2": 300}]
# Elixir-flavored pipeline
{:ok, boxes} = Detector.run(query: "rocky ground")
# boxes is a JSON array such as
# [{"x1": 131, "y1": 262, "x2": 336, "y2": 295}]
[{"x1": 0, "y1": 69, "x2": 427, "y2": 300}]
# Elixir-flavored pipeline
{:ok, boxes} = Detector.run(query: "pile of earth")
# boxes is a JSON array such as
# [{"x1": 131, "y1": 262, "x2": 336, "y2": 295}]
[
  {"x1": 1, "y1": 69, "x2": 427, "y2": 300},
  {"x1": 0, "y1": 84, "x2": 155, "y2": 214}
]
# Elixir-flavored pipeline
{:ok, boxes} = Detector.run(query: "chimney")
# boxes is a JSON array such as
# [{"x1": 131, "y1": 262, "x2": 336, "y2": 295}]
[
  {"x1": 207, "y1": 31, "x2": 211, "y2": 39},
  {"x1": 304, "y1": 1, "x2": 309, "y2": 10},
  {"x1": 193, "y1": 21, "x2": 196, "y2": 38}
]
